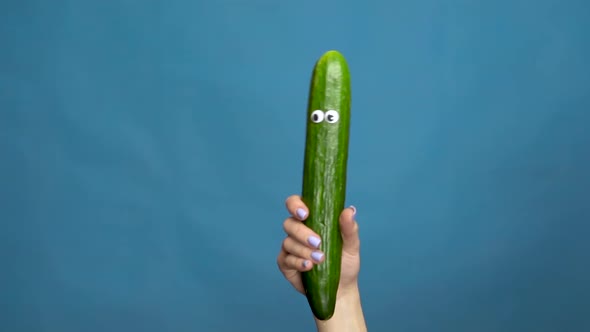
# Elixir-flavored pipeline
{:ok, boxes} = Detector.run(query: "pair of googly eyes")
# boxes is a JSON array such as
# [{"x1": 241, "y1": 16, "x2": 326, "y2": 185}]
[{"x1": 310, "y1": 110, "x2": 339, "y2": 123}]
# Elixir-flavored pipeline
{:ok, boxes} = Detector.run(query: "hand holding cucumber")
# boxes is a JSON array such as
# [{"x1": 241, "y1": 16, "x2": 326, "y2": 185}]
[
  {"x1": 277, "y1": 195, "x2": 367, "y2": 331},
  {"x1": 277, "y1": 194, "x2": 361, "y2": 297}
]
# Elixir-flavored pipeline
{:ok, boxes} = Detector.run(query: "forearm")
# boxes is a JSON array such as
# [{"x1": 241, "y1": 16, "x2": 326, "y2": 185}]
[{"x1": 314, "y1": 286, "x2": 367, "y2": 332}]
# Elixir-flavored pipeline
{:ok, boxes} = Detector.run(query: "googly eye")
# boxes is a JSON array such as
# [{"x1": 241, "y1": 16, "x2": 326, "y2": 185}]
[
  {"x1": 311, "y1": 110, "x2": 324, "y2": 123},
  {"x1": 325, "y1": 110, "x2": 339, "y2": 123}
]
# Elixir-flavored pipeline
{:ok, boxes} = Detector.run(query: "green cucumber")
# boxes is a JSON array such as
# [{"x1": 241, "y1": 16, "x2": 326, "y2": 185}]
[{"x1": 301, "y1": 50, "x2": 351, "y2": 321}]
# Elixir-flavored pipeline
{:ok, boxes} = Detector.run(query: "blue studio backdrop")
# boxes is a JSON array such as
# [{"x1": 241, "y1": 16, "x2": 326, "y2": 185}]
[{"x1": 2, "y1": 1, "x2": 589, "y2": 331}]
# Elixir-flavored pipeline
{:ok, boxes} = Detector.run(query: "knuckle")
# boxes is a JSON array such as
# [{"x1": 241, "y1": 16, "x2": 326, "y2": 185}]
[
  {"x1": 285, "y1": 255, "x2": 296, "y2": 268},
  {"x1": 277, "y1": 252, "x2": 286, "y2": 270},
  {"x1": 294, "y1": 242, "x2": 310, "y2": 258},
  {"x1": 291, "y1": 242, "x2": 303, "y2": 257},
  {"x1": 293, "y1": 257, "x2": 302, "y2": 269},
  {"x1": 285, "y1": 195, "x2": 297, "y2": 206},
  {"x1": 281, "y1": 237, "x2": 291, "y2": 252},
  {"x1": 291, "y1": 222, "x2": 302, "y2": 235},
  {"x1": 295, "y1": 224, "x2": 312, "y2": 241},
  {"x1": 298, "y1": 246, "x2": 311, "y2": 259}
]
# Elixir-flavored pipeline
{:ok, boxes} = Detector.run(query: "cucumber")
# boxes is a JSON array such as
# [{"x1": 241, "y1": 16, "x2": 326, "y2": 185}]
[{"x1": 301, "y1": 50, "x2": 351, "y2": 321}]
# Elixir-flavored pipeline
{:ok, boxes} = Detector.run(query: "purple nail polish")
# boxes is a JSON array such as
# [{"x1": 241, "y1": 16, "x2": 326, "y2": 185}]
[
  {"x1": 311, "y1": 251, "x2": 324, "y2": 262},
  {"x1": 350, "y1": 205, "x2": 357, "y2": 218},
  {"x1": 296, "y1": 208, "x2": 307, "y2": 220},
  {"x1": 308, "y1": 236, "x2": 321, "y2": 248},
  {"x1": 302, "y1": 260, "x2": 310, "y2": 268}
]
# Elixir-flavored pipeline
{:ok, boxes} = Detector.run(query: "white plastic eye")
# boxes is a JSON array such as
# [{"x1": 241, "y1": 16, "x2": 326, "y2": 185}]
[
  {"x1": 310, "y1": 110, "x2": 324, "y2": 123},
  {"x1": 325, "y1": 110, "x2": 339, "y2": 123}
]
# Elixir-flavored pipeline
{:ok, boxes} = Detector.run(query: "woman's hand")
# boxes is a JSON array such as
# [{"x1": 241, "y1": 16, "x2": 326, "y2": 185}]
[
  {"x1": 277, "y1": 194, "x2": 361, "y2": 298},
  {"x1": 277, "y1": 194, "x2": 367, "y2": 331}
]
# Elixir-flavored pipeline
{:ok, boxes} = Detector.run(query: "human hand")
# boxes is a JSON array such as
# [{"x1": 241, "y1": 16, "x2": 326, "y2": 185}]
[{"x1": 277, "y1": 194, "x2": 361, "y2": 298}]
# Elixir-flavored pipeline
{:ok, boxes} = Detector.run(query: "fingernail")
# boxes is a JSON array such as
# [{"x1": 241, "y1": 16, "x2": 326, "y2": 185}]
[
  {"x1": 311, "y1": 251, "x2": 324, "y2": 262},
  {"x1": 296, "y1": 208, "x2": 307, "y2": 220},
  {"x1": 350, "y1": 205, "x2": 357, "y2": 218},
  {"x1": 308, "y1": 236, "x2": 321, "y2": 248},
  {"x1": 302, "y1": 260, "x2": 310, "y2": 268}
]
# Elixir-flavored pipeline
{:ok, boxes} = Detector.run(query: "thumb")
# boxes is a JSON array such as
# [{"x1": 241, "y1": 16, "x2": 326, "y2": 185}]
[{"x1": 339, "y1": 205, "x2": 360, "y2": 255}]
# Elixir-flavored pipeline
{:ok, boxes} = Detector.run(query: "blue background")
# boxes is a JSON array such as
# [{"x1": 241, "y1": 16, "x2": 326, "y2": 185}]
[{"x1": 1, "y1": 1, "x2": 589, "y2": 331}]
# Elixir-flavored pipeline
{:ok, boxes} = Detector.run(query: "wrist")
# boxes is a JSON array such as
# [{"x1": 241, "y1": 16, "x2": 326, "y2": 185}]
[
  {"x1": 337, "y1": 283, "x2": 360, "y2": 300},
  {"x1": 314, "y1": 284, "x2": 367, "y2": 332}
]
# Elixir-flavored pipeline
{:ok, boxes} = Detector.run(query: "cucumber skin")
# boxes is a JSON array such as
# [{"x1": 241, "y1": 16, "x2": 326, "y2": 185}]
[{"x1": 301, "y1": 50, "x2": 351, "y2": 321}]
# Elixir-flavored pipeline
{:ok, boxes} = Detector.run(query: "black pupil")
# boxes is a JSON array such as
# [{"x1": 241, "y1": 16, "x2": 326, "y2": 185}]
[
  {"x1": 313, "y1": 114, "x2": 319, "y2": 121},
  {"x1": 327, "y1": 114, "x2": 334, "y2": 122}
]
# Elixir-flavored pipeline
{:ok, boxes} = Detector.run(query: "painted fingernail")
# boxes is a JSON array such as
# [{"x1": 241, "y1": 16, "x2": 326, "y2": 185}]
[
  {"x1": 308, "y1": 236, "x2": 321, "y2": 248},
  {"x1": 296, "y1": 208, "x2": 307, "y2": 220},
  {"x1": 311, "y1": 251, "x2": 324, "y2": 262},
  {"x1": 350, "y1": 205, "x2": 357, "y2": 218},
  {"x1": 302, "y1": 260, "x2": 310, "y2": 268}
]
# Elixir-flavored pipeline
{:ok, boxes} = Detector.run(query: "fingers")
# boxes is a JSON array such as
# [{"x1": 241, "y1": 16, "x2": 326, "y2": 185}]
[
  {"x1": 340, "y1": 205, "x2": 360, "y2": 255},
  {"x1": 276, "y1": 250, "x2": 307, "y2": 294},
  {"x1": 285, "y1": 195, "x2": 308, "y2": 221},
  {"x1": 285, "y1": 254, "x2": 313, "y2": 271},
  {"x1": 283, "y1": 217, "x2": 322, "y2": 249},
  {"x1": 277, "y1": 249, "x2": 313, "y2": 273},
  {"x1": 282, "y1": 236, "x2": 325, "y2": 264}
]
